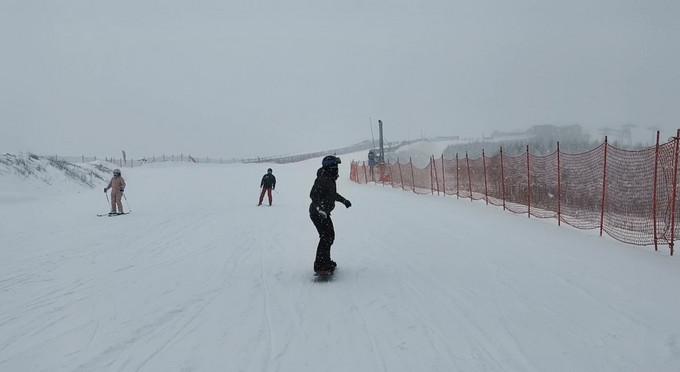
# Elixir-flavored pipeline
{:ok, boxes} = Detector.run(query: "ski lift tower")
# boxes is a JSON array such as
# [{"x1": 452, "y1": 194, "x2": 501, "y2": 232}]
[
  {"x1": 368, "y1": 119, "x2": 386, "y2": 166},
  {"x1": 367, "y1": 120, "x2": 392, "y2": 183}
]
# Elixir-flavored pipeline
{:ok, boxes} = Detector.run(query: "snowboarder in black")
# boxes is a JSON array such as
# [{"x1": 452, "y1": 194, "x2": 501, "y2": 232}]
[
  {"x1": 258, "y1": 168, "x2": 276, "y2": 206},
  {"x1": 309, "y1": 155, "x2": 351, "y2": 273}
]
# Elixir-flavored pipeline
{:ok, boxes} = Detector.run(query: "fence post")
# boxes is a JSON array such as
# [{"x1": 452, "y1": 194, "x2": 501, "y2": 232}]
[
  {"x1": 557, "y1": 142, "x2": 561, "y2": 226},
  {"x1": 410, "y1": 157, "x2": 415, "y2": 193},
  {"x1": 441, "y1": 154, "x2": 446, "y2": 196},
  {"x1": 483, "y1": 149, "x2": 489, "y2": 205},
  {"x1": 456, "y1": 153, "x2": 460, "y2": 199},
  {"x1": 500, "y1": 146, "x2": 506, "y2": 210},
  {"x1": 526, "y1": 145, "x2": 531, "y2": 218},
  {"x1": 466, "y1": 152, "x2": 473, "y2": 202},
  {"x1": 669, "y1": 129, "x2": 680, "y2": 255},
  {"x1": 434, "y1": 155, "x2": 440, "y2": 195},
  {"x1": 429, "y1": 156, "x2": 435, "y2": 195},
  {"x1": 398, "y1": 159, "x2": 405, "y2": 190},
  {"x1": 652, "y1": 132, "x2": 660, "y2": 251},
  {"x1": 599, "y1": 137, "x2": 608, "y2": 236}
]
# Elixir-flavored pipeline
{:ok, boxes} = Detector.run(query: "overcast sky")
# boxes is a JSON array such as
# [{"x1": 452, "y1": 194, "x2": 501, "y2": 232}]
[{"x1": 1, "y1": 0, "x2": 679, "y2": 159}]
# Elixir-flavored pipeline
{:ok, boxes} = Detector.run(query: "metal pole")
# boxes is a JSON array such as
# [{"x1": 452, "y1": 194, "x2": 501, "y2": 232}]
[
  {"x1": 500, "y1": 147, "x2": 506, "y2": 210},
  {"x1": 527, "y1": 145, "x2": 531, "y2": 218},
  {"x1": 483, "y1": 149, "x2": 489, "y2": 205},
  {"x1": 669, "y1": 129, "x2": 680, "y2": 255},
  {"x1": 441, "y1": 154, "x2": 446, "y2": 196},
  {"x1": 557, "y1": 142, "x2": 561, "y2": 226},
  {"x1": 599, "y1": 137, "x2": 608, "y2": 236},
  {"x1": 652, "y1": 132, "x2": 660, "y2": 251},
  {"x1": 466, "y1": 152, "x2": 472, "y2": 202}
]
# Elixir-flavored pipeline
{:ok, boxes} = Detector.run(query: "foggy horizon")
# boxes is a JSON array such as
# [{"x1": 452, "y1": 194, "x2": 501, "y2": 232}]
[{"x1": 2, "y1": 1, "x2": 679, "y2": 159}]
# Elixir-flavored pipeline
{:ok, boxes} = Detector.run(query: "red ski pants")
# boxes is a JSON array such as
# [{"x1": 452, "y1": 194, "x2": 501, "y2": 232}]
[{"x1": 258, "y1": 187, "x2": 273, "y2": 205}]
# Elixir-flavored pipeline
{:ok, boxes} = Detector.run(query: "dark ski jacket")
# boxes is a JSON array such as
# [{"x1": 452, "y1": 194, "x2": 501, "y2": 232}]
[
  {"x1": 260, "y1": 173, "x2": 276, "y2": 189},
  {"x1": 309, "y1": 167, "x2": 347, "y2": 216}
]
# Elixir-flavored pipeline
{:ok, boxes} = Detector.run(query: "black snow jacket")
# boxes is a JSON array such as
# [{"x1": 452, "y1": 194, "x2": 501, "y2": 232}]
[
  {"x1": 260, "y1": 173, "x2": 276, "y2": 189},
  {"x1": 309, "y1": 167, "x2": 347, "y2": 216}
]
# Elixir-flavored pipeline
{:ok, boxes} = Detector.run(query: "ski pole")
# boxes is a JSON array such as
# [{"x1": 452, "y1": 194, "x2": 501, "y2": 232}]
[{"x1": 123, "y1": 193, "x2": 131, "y2": 213}]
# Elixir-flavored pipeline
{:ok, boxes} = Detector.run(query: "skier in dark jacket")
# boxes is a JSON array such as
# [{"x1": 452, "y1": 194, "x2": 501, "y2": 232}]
[
  {"x1": 258, "y1": 168, "x2": 276, "y2": 206},
  {"x1": 309, "y1": 155, "x2": 351, "y2": 273}
]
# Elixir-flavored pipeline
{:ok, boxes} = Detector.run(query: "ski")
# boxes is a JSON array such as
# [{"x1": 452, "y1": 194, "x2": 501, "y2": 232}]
[{"x1": 97, "y1": 212, "x2": 131, "y2": 217}]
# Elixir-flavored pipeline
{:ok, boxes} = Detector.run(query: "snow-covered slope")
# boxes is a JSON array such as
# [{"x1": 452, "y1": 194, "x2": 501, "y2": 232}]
[
  {"x1": 1, "y1": 154, "x2": 679, "y2": 371},
  {"x1": 0, "y1": 154, "x2": 114, "y2": 200},
  {"x1": 389, "y1": 139, "x2": 464, "y2": 168}
]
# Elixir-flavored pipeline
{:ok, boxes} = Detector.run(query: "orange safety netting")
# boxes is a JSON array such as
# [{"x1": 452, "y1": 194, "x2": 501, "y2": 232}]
[{"x1": 350, "y1": 134, "x2": 680, "y2": 255}]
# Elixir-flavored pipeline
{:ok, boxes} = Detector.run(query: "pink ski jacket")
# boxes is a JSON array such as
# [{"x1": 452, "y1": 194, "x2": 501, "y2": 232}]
[{"x1": 106, "y1": 176, "x2": 126, "y2": 194}]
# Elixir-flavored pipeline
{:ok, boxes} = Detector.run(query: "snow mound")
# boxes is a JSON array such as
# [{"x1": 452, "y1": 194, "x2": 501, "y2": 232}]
[{"x1": 0, "y1": 153, "x2": 116, "y2": 199}]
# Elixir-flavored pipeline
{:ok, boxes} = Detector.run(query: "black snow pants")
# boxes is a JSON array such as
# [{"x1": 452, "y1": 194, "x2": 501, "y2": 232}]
[{"x1": 310, "y1": 212, "x2": 335, "y2": 266}]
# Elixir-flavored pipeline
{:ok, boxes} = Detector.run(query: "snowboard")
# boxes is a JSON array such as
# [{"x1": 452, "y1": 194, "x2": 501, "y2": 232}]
[{"x1": 313, "y1": 269, "x2": 335, "y2": 282}]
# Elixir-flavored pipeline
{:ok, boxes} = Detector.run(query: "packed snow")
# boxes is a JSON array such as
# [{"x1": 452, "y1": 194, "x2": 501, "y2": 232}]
[{"x1": 1, "y1": 153, "x2": 680, "y2": 371}]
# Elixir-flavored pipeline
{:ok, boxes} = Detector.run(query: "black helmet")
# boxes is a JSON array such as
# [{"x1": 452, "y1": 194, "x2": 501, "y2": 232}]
[
  {"x1": 322, "y1": 155, "x2": 341, "y2": 168},
  {"x1": 113, "y1": 168, "x2": 121, "y2": 175},
  {"x1": 267, "y1": 168, "x2": 272, "y2": 173}
]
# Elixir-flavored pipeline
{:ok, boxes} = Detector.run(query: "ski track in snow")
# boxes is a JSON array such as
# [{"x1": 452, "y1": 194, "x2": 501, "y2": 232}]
[{"x1": 1, "y1": 157, "x2": 680, "y2": 371}]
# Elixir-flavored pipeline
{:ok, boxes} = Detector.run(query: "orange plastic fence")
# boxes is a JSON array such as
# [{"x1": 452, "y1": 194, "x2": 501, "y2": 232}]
[{"x1": 350, "y1": 132, "x2": 680, "y2": 255}]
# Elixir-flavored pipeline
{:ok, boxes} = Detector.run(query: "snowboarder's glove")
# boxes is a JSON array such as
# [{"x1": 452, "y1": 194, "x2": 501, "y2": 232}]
[
  {"x1": 120, "y1": 189, "x2": 124, "y2": 193},
  {"x1": 104, "y1": 188, "x2": 108, "y2": 193},
  {"x1": 343, "y1": 200, "x2": 352, "y2": 208},
  {"x1": 318, "y1": 209, "x2": 328, "y2": 219}
]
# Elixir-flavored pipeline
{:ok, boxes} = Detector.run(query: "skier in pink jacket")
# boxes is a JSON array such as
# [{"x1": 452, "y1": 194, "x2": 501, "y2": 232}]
[{"x1": 104, "y1": 169, "x2": 126, "y2": 215}]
